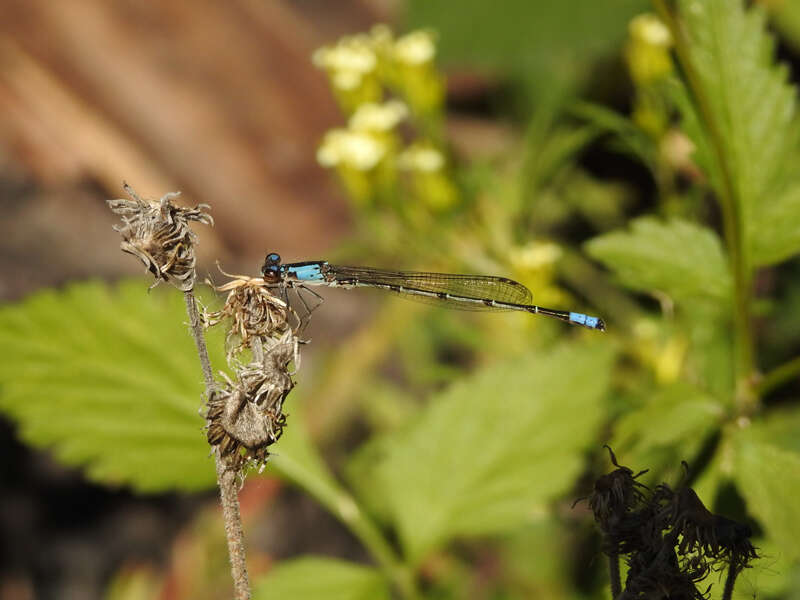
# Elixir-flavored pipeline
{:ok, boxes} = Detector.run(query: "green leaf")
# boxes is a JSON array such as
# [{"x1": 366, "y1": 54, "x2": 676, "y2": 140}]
[
  {"x1": 674, "y1": 0, "x2": 800, "y2": 266},
  {"x1": 683, "y1": 305, "x2": 735, "y2": 398},
  {"x1": 732, "y1": 412, "x2": 800, "y2": 560},
  {"x1": 748, "y1": 183, "x2": 800, "y2": 266},
  {"x1": 585, "y1": 217, "x2": 731, "y2": 304},
  {"x1": 769, "y1": 0, "x2": 800, "y2": 53},
  {"x1": 367, "y1": 342, "x2": 615, "y2": 564},
  {"x1": 0, "y1": 280, "x2": 231, "y2": 492},
  {"x1": 611, "y1": 383, "x2": 724, "y2": 486},
  {"x1": 613, "y1": 382, "x2": 723, "y2": 452},
  {"x1": 252, "y1": 557, "x2": 390, "y2": 600},
  {"x1": 407, "y1": 0, "x2": 648, "y2": 97}
]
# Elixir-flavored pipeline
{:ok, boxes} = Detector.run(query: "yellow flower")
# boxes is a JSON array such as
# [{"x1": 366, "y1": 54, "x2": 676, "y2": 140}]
[
  {"x1": 629, "y1": 13, "x2": 671, "y2": 48},
  {"x1": 317, "y1": 128, "x2": 387, "y2": 171},
  {"x1": 312, "y1": 34, "x2": 377, "y2": 91},
  {"x1": 625, "y1": 14, "x2": 673, "y2": 85},
  {"x1": 349, "y1": 99, "x2": 408, "y2": 132},
  {"x1": 398, "y1": 143, "x2": 445, "y2": 172},
  {"x1": 393, "y1": 30, "x2": 437, "y2": 65}
]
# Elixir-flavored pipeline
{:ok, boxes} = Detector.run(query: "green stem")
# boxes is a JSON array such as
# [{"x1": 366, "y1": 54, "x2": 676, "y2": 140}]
[
  {"x1": 275, "y1": 451, "x2": 420, "y2": 599},
  {"x1": 652, "y1": 0, "x2": 755, "y2": 411},
  {"x1": 756, "y1": 355, "x2": 800, "y2": 398},
  {"x1": 333, "y1": 493, "x2": 421, "y2": 600}
]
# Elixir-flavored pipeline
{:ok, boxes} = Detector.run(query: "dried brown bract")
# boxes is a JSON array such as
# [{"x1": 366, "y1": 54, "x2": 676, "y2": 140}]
[
  {"x1": 107, "y1": 183, "x2": 213, "y2": 291},
  {"x1": 203, "y1": 263, "x2": 303, "y2": 474},
  {"x1": 204, "y1": 269, "x2": 295, "y2": 360},
  {"x1": 206, "y1": 332, "x2": 298, "y2": 471}
]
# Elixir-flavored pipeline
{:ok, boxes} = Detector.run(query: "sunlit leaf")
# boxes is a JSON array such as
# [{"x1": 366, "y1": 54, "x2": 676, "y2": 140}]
[
  {"x1": 674, "y1": 0, "x2": 800, "y2": 266},
  {"x1": 585, "y1": 217, "x2": 731, "y2": 304},
  {"x1": 732, "y1": 412, "x2": 800, "y2": 561},
  {"x1": 252, "y1": 557, "x2": 390, "y2": 600},
  {"x1": 367, "y1": 342, "x2": 615, "y2": 564},
  {"x1": 0, "y1": 280, "x2": 336, "y2": 496},
  {"x1": 748, "y1": 183, "x2": 800, "y2": 266},
  {"x1": 768, "y1": 0, "x2": 800, "y2": 53},
  {"x1": 0, "y1": 280, "x2": 224, "y2": 492}
]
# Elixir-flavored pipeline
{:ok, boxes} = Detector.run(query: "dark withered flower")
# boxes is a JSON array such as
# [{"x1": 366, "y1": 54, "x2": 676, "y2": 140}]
[
  {"x1": 206, "y1": 332, "x2": 297, "y2": 471},
  {"x1": 107, "y1": 183, "x2": 213, "y2": 291},
  {"x1": 204, "y1": 269, "x2": 295, "y2": 359},
  {"x1": 625, "y1": 545, "x2": 711, "y2": 600},
  {"x1": 664, "y1": 487, "x2": 758, "y2": 567},
  {"x1": 583, "y1": 445, "x2": 649, "y2": 531}
]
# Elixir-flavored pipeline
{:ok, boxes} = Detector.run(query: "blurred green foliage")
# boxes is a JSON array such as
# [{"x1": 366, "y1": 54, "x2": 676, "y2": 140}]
[{"x1": 2, "y1": 1, "x2": 800, "y2": 599}]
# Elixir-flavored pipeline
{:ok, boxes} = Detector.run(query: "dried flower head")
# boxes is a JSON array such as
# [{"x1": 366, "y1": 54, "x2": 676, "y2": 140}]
[
  {"x1": 204, "y1": 267, "x2": 295, "y2": 359},
  {"x1": 107, "y1": 183, "x2": 213, "y2": 291},
  {"x1": 582, "y1": 446, "x2": 649, "y2": 531},
  {"x1": 581, "y1": 452, "x2": 760, "y2": 600},
  {"x1": 206, "y1": 332, "x2": 298, "y2": 471},
  {"x1": 660, "y1": 486, "x2": 758, "y2": 569},
  {"x1": 625, "y1": 545, "x2": 711, "y2": 600}
]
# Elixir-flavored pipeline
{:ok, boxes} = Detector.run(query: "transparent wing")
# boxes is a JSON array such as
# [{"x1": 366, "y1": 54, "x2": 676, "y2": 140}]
[{"x1": 327, "y1": 265, "x2": 533, "y2": 310}]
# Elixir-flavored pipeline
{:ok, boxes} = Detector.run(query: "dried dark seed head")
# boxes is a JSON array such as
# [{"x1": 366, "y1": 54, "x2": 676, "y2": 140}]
[
  {"x1": 625, "y1": 544, "x2": 711, "y2": 600},
  {"x1": 107, "y1": 183, "x2": 213, "y2": 291},
  {"x1": 581, "y1": 446, "x2": 649, "y2": 531},
  {"x1": 664, "y1": 487, "x2": 757, "y2": 565}
]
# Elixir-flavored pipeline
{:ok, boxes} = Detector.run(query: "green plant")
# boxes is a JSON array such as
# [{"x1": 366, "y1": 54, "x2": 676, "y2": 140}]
[{"x1": 2, "y1": 1, "x2": 800, "y2": 599}]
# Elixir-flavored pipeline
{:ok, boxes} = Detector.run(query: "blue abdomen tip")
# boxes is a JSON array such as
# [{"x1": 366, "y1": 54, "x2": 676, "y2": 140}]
[{"x1": 569, "y1": 312, "x2": 604, "y2": 330}]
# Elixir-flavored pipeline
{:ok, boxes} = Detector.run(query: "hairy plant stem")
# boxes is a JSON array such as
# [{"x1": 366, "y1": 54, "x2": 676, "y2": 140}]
[
  {"x1": 608, "y1": 551, "x2": 622, "y2": 599},
  {"x1": 653, "y1": 0, "x2": 756, "y2": 413},
  {"x1": 185, "y1": 291, "x2": 251, "y2": 600}
]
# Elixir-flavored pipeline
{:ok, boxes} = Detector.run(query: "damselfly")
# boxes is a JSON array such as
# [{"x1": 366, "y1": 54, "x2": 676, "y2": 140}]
[{"x1": 260, "y1": 252, "x2": 605, "y2": 331}]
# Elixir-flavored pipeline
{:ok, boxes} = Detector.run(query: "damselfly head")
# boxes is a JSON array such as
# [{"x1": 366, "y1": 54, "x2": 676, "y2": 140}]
[{"x1": 261, "y1": 252, "x2": 282, "y2": 282}]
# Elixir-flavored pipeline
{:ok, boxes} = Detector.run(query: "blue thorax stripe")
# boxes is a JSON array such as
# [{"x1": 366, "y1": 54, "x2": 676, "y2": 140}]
[{"x1": 289, "y1": 263, "x2": 325, "y2": 282}]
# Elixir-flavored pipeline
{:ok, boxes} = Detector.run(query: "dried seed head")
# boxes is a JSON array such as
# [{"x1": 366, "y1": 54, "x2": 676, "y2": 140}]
[
  {"x1": 202, "y1": 264, "x2": 305, "y2": 475},
  {"x1": 107, "y1": 183, "x2": 213, "y2": 291},
  {"x1": 625, "y1": 545, "x2": 711, "y2": 600},
  {"x1": 663, "y1": 486, "x2": 758, "y2": 568},
  {"x1": 206, "y1": 333, "x2": 298, "y2": 470},
  {"x1": 583, "y1": 446, "x2": 649, "y2": 531},
  {"x1": 204, "y1": 268, "x2": 296, "y2": 360}
]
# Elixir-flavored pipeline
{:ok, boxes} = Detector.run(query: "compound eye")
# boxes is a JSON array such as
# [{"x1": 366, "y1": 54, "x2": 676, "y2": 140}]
[{"x1": 261, "y1": 252, "x2": 282, "y2": 279}]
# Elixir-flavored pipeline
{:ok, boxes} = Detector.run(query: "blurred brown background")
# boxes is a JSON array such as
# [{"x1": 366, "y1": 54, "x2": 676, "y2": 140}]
[
  {"x1": 0, "y1": 2, "x2": 396, "y2": 598},
  {"x1": 0, "y1": 0, "x2": 399, "y2": 301}
]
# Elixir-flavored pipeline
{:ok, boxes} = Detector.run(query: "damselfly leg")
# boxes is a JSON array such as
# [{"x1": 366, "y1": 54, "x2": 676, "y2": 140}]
[{"x1": 281, "y1": 284, "x2": 324, "y2": 335}]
